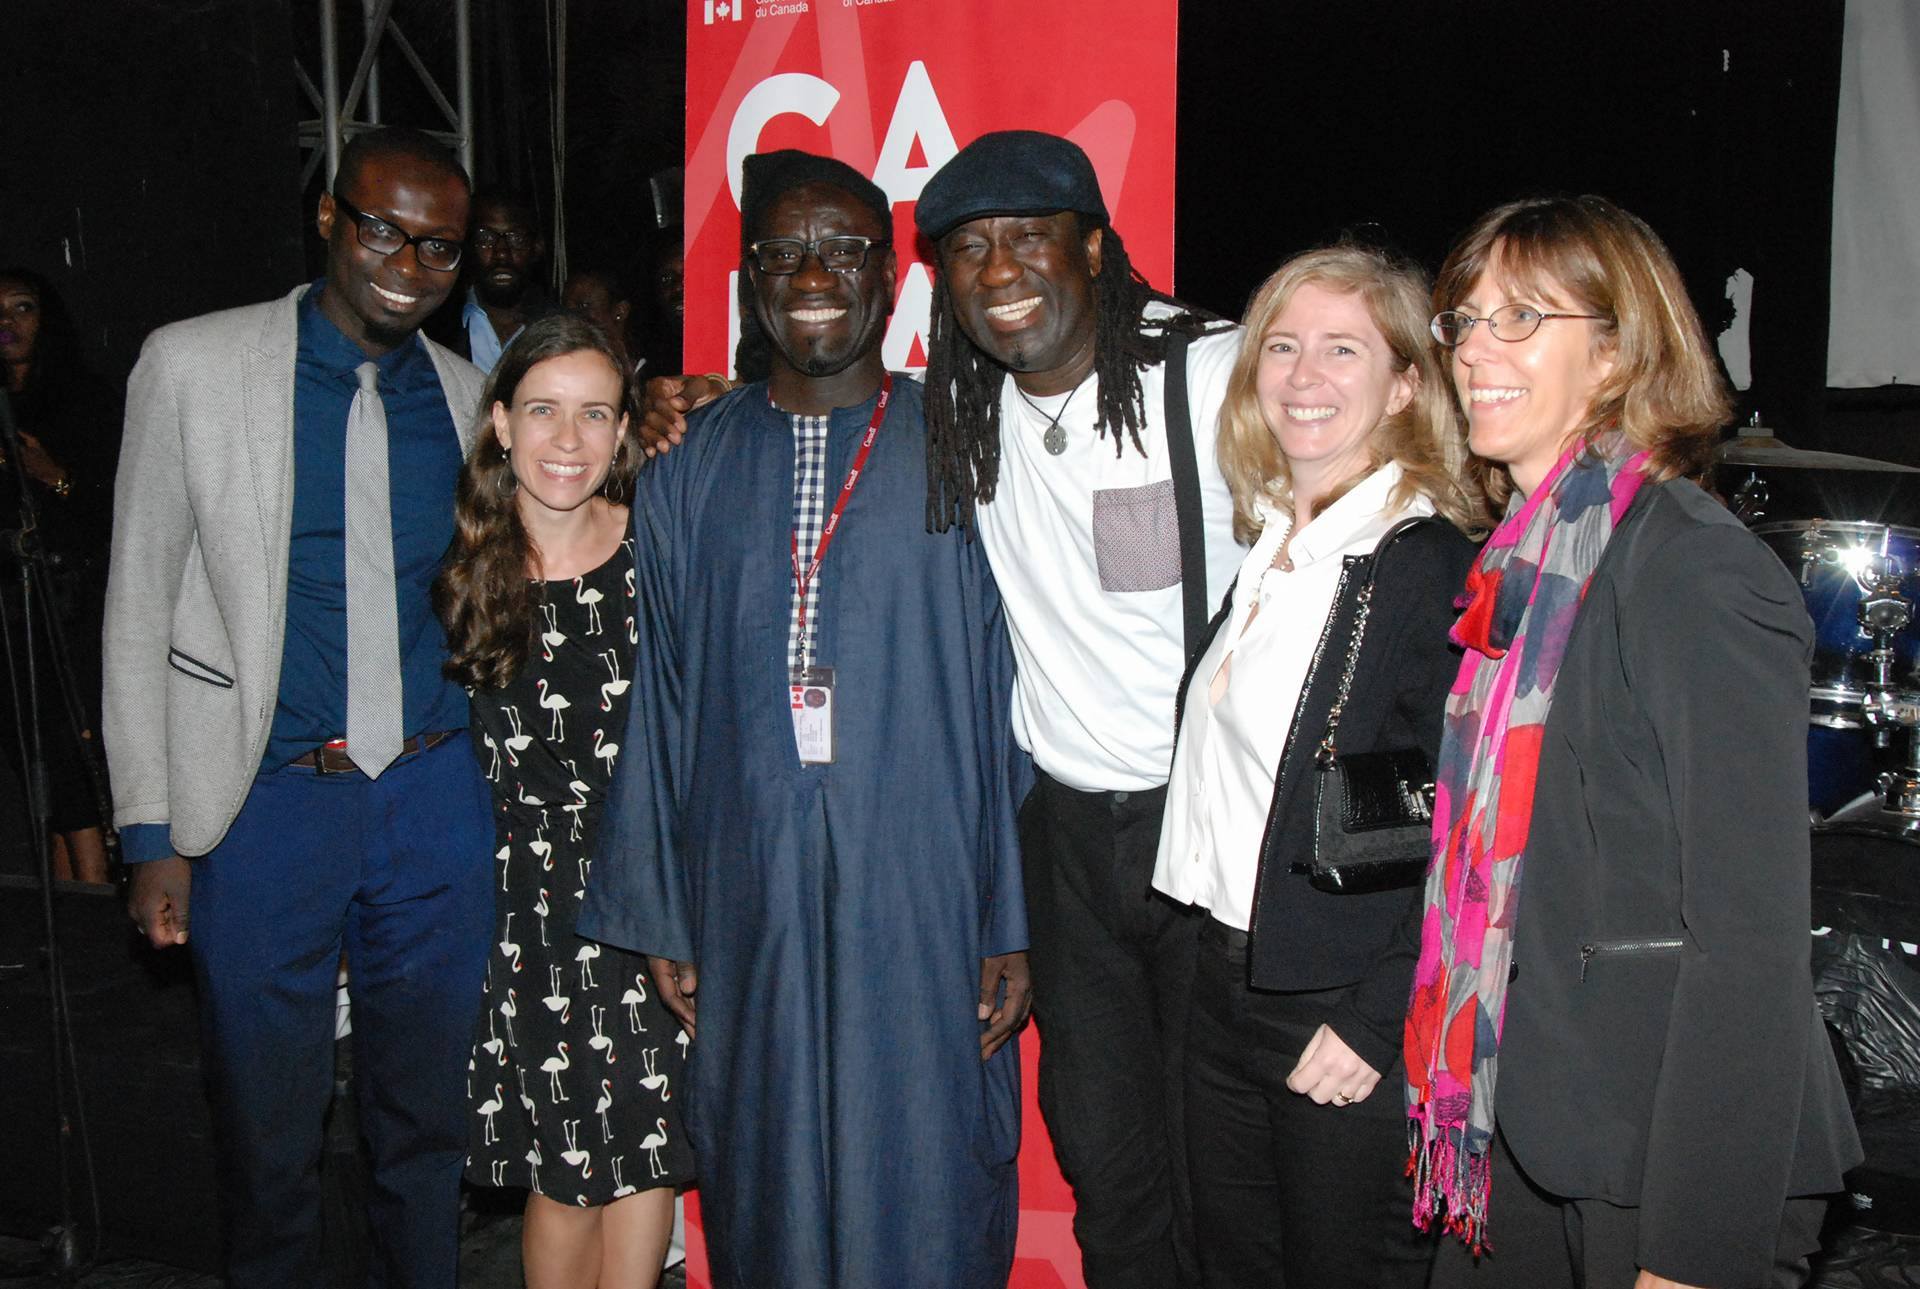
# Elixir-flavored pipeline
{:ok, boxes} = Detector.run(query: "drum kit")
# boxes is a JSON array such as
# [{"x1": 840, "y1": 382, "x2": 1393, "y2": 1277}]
[
  {"x1": 1718, "y1": 419, "x2": 1920, "y2": 822},
  {"x1": 1726, "y1": 421, "x2": 1920, "y2": 1233}
]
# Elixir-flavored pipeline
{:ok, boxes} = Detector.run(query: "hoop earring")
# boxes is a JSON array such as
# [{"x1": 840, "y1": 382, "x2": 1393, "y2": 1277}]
[
  {"x1": 604, "y1": 473, "x2": 626, "y2": 504},
  {"x1": 496, "y1": 466, "x2": 518, "y2": 495}
]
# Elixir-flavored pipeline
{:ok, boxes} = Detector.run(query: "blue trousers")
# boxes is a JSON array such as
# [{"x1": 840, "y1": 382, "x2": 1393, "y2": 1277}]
[{"x1": 187, "y1": 736, "x2": 492, "y2": 1289}]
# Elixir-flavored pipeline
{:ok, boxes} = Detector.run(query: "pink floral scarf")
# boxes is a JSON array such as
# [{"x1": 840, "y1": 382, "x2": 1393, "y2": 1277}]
[{"x1": 1404, "y1": 438, "x2": 1649, "y2": 1248}]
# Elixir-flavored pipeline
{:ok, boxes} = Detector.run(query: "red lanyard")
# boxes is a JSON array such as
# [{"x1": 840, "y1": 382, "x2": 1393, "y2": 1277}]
[{"x1": 789, "y1": 374, "x2": 892, "y2": 646}]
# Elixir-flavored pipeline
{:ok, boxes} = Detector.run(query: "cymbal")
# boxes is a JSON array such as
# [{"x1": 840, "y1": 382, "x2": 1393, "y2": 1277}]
[{"x1": 1717, "y1": 434, "x2": 1920, "y2": 473}]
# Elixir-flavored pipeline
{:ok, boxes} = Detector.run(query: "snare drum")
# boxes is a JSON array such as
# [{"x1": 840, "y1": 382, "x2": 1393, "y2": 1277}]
[{"x1": 1755, "y1": 520, "x2": 1920, "y2": 728}]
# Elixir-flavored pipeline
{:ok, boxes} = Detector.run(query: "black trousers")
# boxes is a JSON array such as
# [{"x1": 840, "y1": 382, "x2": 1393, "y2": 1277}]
[
  {"x1": 1186, "y1": 917, "x2": 1437, "y2": 1289},
  {"x1": 1021, "y1": 771, "x2": 1203, "y2": 1289},
  {"x1": 1427, "y1": 1126, "x2": 1827, "y2": 1289}
]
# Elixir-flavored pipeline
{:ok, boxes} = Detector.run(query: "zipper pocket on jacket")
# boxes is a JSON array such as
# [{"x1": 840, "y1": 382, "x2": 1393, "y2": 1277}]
[{"x1": 1579, "y1": 936, "x2": 1684, "y2": 982}]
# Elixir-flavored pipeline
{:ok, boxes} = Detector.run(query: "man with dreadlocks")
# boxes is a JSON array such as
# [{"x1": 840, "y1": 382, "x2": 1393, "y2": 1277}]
[
  {"x1": 913, "y1": 130, "x2": 1244, "y2": 1289},
  {"x1": 578, "y1": 149, "x2": 1029, "y2": 1288}
]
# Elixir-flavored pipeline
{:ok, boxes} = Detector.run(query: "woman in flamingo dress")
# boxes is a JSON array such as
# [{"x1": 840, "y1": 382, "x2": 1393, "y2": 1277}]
[{"x1": 438, "y1": 315, "x2": 691, "y2": 1288}]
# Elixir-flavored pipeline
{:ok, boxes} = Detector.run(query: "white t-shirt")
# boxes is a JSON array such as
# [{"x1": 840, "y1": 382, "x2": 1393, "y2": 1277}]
[
  {"x1": 975, "y1": 308, "x2": 1245, "y2": 792},
  {"x1": 1152, "y1": 464, "x2": 1430, "y2": 929}
]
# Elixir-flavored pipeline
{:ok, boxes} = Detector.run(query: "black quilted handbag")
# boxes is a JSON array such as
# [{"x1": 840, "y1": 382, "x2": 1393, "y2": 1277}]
[{"x1": 1304, "y1": 519, "x2": 1438, "y2": 895}]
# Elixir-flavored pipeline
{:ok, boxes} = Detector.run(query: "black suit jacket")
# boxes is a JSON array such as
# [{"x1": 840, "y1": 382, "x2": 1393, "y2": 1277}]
[
  {"x1": 1489, "y1": 479, "x2": 1859, "y2": 1285},
  {"x1": 1174, "y1": 514, "x2": 1477, "y2": 1078}
]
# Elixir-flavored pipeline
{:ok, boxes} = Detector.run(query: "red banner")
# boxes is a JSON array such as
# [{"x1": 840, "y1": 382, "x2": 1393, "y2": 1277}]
[
  {"x1": 680, "y1": 1, "x2": 1178, "y2": 1284},
  {"x1": 682, "y1": 0, "x2": 1178, "y2": 378}
]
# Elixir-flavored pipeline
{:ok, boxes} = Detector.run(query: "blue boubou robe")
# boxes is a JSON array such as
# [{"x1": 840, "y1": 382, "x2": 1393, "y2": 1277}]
[{"x1": 578, "y1": 376, "x2": 1027, "y2": 1288}]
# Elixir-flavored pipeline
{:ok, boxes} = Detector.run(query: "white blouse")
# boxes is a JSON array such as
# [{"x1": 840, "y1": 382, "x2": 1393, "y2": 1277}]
[{"x1": 1151, "y1": 463, "x2": 1432, "y2": 931}]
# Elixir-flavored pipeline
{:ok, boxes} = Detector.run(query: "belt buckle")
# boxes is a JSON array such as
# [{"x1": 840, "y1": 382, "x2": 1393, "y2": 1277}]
[{"x1": 316, "y1": 737, "x2": 350, "y2": 775}]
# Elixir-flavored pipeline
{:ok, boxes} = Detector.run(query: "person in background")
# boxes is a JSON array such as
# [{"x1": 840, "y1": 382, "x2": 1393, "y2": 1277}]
[
  {"x1": 437, "y1": 313, "x2": 689, "y2": 1288},
  {"x1": 627, "y1": 241, "x2": 695, "y2": 445},
  {"x1": 430, "y1": 189, "x2": 554, "y2": 373},
  {"x1": 642, "y1": 240, "x2": 684, "y2": 378},
  {"x1": 106, "y1": 127, "x2": 493, "y2": 1288},
  {"x1": 0, "y1": 266, "x2": 119, "y2": 882},
  {"x1": 1410, "y1": 195, "x2": 1860, "y2": 1289},
  {"x1": 561, "y1": 267, "x2": 637, "y2": 373},
  {"x1": 577, "y1": 149, "x2": 1028, "y2": 1289},
  {"x1": 1151, "y1": 243, "x2": 1479, "y2": 1287}
]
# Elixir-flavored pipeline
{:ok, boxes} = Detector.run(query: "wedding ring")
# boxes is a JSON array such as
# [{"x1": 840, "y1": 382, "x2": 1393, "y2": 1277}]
[{"x1": 1333, "y1": 1093, "x2": 1351, "y2": 1106}]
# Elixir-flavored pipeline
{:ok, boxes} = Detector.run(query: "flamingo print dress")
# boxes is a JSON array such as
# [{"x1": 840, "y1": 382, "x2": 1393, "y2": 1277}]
[{"x1": 464, "y1": 538, "x2": 693, "y2": 1204}]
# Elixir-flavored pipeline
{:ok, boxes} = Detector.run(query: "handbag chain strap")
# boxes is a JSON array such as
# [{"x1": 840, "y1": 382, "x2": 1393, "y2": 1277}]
[
  {"x1": 1314, "y1": 578, "x2": 1373, "y2": 768},
  {"x1": 1312, "y1": 514, "x2": 1436, "y2": 769}
]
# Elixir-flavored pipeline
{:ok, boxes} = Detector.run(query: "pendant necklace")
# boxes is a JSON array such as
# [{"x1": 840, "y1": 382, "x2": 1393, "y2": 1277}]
[{"x1": 1016, "y1": 377, "x2": 1088, "y2": 456}]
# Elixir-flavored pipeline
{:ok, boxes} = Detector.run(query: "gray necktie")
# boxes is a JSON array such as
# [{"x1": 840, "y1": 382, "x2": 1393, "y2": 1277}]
[{"x1": 345, "y1": 360, "x2": 404, "y2": 778}]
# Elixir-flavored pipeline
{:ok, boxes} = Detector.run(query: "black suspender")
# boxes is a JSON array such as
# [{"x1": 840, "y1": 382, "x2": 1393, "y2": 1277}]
[{"x1": 1162, "y1": 328, "x2": 1209, "y2": 665}]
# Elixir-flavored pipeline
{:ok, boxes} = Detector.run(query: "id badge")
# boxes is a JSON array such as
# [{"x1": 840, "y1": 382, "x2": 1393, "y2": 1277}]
[{"x1": 789, "y1": 665, "x2": 835, "y2": 764}]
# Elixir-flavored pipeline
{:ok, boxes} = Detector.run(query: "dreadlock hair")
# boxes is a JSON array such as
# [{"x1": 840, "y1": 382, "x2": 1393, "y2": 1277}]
[
  {"x1": 924, "y1": 217, "x2": 1214, "y2": 532},
  {"x1": 434, "y1": 313, "x2": 642, "y2": 691}
]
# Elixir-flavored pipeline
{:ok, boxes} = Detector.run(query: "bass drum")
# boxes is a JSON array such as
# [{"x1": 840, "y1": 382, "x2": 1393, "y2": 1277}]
[{"x1": 1808, "y1": 726, "x2": 1879, "y2": 819}]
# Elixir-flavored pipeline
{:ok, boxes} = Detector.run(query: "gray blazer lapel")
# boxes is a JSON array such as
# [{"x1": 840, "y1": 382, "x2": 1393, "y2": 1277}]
[
  {"x1": 423, "y1": 336, "x2": 486, "y2": 454},
  {"x1": 241, "y1": 287, "x2": 304, "y2": 590}
]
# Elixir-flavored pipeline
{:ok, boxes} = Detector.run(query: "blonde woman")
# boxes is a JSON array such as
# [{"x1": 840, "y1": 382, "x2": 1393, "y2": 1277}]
[{"x1": 1152, "y1": 243, "x2": 1482, "y2": 1287}]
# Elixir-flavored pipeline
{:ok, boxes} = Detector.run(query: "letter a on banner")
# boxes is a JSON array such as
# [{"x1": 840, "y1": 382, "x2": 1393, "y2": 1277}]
[
  {"x1": 871, "y1": 61, "x2": 959, "y2": 204},
  {"x1": 680, "y1": 0, "x2": 1177, "y2": 386}
]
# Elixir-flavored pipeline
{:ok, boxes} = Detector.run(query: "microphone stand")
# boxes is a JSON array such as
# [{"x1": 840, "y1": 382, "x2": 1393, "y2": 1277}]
[{"x1": 0, "y1": 386, "x2": 98, "y2": 1283}]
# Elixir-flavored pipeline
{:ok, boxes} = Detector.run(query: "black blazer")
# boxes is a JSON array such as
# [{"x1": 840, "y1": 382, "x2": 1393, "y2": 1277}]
[
  {"x1": 1174, "y1": 512, "x2": 1477, "y2": 1078},
  {"x1": 1488, "y1": 480, "x2": 1859, "y2": 1285}
]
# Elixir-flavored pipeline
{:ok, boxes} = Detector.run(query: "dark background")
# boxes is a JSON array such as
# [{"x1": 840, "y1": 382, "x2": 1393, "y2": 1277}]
[
  {"x1": 0, "y1": 0, "x2": 1913, "y2": 1267},
  {"x1": 1177, "y1": 0, "x2": 1850, "y2": 445},
  {"x1": 0, "y1": 0, "x2": 1907, "y2": 459}
]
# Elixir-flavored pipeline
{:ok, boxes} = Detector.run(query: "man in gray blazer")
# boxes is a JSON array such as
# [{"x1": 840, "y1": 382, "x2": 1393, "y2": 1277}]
[{"x1": 104, "y1": 127, "x2": 494, "y2": 1289}]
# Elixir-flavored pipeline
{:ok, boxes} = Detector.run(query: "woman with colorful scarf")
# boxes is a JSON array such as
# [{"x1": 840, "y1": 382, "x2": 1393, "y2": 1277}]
[
  {"x1": 1409, "y1": 196, "x2": 1860, "y2": 1289},
  {"x1": 1151, "y1": 243, "x2": 1482, "y2": 1287}
]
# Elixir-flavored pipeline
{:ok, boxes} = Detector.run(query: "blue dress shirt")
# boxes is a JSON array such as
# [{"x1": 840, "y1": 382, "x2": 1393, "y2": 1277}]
[{"x1": 462, "y1": 288, "x2": 516, "y2": 374}]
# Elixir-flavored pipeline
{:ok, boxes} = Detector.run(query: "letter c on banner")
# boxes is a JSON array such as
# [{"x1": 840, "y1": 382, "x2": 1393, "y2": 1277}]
[{"x1": 726, "y1": 74, "x2": 841, "y2": 209}]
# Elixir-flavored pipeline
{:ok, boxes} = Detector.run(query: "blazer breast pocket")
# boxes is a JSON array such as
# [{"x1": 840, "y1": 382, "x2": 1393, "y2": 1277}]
[{"x1": 1092, "y1": 479, "x2": 1181, "y2": 593}]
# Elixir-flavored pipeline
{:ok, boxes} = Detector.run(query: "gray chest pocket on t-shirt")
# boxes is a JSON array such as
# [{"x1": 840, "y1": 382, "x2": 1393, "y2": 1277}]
[{"x1": 1092, "y1": 479, "x2": 1182, "y2": 593}]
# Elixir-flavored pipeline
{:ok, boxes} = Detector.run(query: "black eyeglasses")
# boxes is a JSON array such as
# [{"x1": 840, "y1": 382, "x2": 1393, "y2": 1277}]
[
  {"x1": 471, "y1": 228, "x2": 535, "y2": 254},
  {"x1": 748, "y1": 236, "x2": 889, "y2": 275},
  {"x1": 1429, "y1": 305, "x2": 1607, "y2": 347},
  {"x1": 331, "y1": 193, "x2": 463, "y2": 272}
]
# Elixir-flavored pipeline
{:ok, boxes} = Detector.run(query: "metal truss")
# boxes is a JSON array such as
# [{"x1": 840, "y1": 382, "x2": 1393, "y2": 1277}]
[{"x1": 295, "y1": 0, "x2": 475, "y2": 190}]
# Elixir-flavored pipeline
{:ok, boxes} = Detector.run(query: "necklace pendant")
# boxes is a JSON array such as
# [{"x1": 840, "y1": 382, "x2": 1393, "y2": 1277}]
[{"x1": 1043, "y1": 422, "x2": 1068, "y2": 456}]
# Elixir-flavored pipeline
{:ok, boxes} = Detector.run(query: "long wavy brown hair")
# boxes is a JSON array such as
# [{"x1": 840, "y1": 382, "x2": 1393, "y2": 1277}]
[{"x1": 434, "y1": 314, "x2": 641, "y2": 691}]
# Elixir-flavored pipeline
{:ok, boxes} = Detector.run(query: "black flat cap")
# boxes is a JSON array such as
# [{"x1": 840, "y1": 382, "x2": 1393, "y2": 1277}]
[
  {"x1": 914, "y1": 130, "x2": 1108, "y2": 241},
  {"x1": 740, "y1": 150, "x2": 892, "y2": 253}
]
